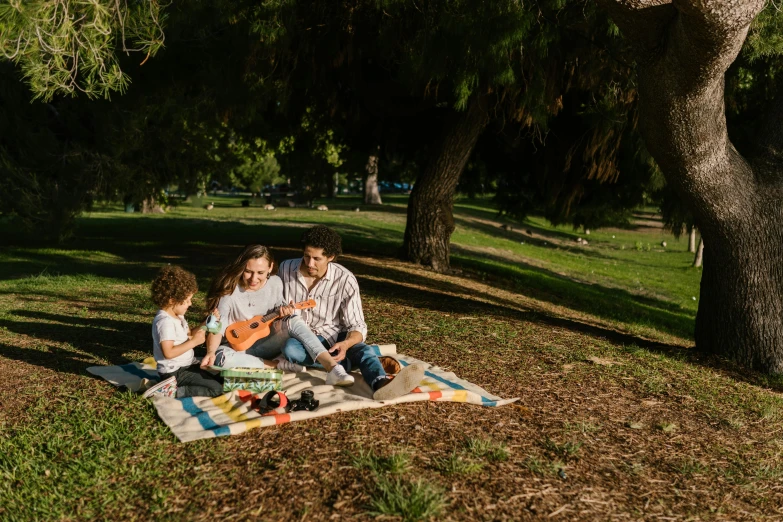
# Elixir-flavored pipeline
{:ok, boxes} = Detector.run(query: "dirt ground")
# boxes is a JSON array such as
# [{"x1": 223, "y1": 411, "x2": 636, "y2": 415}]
[{"x1": 2, "y1": 252, "x2": 782, "y2": 521}]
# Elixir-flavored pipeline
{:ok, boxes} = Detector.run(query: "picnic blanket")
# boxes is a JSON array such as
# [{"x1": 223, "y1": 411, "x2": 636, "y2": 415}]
[{"x1": 87, "y1": 344, "x2": 518, "y2": 443}]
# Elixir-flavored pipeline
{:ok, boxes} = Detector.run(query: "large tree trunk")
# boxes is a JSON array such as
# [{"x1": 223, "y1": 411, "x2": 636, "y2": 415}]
[
  {"x1": 605, "y1": 0, "x2": 783, "y2": 373},
  {"x1": 692, "y1": 237, "x2": 704, "y2": 267},
  {"x1": 696, "y1": 223, "x2": 783, "y2": 371},
  {"x1": 364, "y1": 145, "x2": 383, "y2": 205},
  {"x1": 402, "y1": 95, "x2": 489, "y2": 271}
]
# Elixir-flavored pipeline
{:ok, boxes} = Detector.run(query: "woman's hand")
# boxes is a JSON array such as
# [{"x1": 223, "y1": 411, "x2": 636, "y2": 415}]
[
  {"x1": 279, "y1": 301, "x2": 296, "y2": 317},
  {"x1": 201, "y1": 351, "x2": 216, "y2": 369}
]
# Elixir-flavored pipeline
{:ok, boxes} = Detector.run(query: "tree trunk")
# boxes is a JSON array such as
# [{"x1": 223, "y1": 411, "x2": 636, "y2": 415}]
[
  {"x1": 604, "y1": 0, "x2": 783, "y2": 372},
  {"x1": 692, "y1": 237, "x2": 704, "y2": 267},
  {"x1": 696, "y1": 223, "x2": 783, "y2": 372},
  {"x1": 141, "y1": 195, "x2": 164, "y2": 214},
  {"x1": 688, "y1": 226, "x2": 697, "y2": 254},
  {"x1": 331, "y1": 172, "x2": 339, "y2": 198},
  {"x1": 364, "y1": 146, "x2": 383, "y2": 205},
  {"x1": 402, "y1": 95, "x2": 489, "y2": 271}
]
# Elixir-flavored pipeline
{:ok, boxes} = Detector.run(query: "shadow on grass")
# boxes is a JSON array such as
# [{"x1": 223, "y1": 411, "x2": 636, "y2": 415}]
[
  {"x1": 0, "y1": 310, "x2": 148, "y2": 374},
  {"x1": 0, "y1": 218, "x2": 403, "y2": 282},
  {"x1": 2, "y1": 232, "x2": 782, "y2": 393},
  {"x1": 344, "y1": 258, "x2": 783, "y2": 394},
  {"x1": 341, "y1": 257, "x2": 691, "y2": 347},
  {"x1": 454, "y1": 254, "x2": 694, "y2": 339},
  {"x1": 352, "y1": 264, "x2": 682, "y2": 353},
  {"x1": 1, "y1": 214, "x2": 693, "y2": 344},
  {"x1": 453, "y1": 216, "x2": 620, "y2": 262}
]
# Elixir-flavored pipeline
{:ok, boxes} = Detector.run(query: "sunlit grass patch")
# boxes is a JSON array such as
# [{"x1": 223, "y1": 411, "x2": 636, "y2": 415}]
[
  {"x1": 523, "y1": 455, "x2": 548, "y2": 475},
  {"x1": 351, "y1": 447, "x2": 412, "y2": 475},
  {"x1": 0, "y1": 385, "x2": 186, "y2": 520},
  {"x1": 540, "y1": 437, "x2": 583, "y2": 460},
  {"x1": 675, "y1": 458, "x2": 708, "y2": 476},
  {"x1": 563, "y1": 420, "x2": 600, "y2": 434},
  {"x1": 367, "y1": 477, "x2": 446, "y2": 522},
  {"x1": 463, "y1": 436, "x2": 510, "y2": 462},
  {"x1": 434, "y1": 452, "x2": 484, "y2": 475}
]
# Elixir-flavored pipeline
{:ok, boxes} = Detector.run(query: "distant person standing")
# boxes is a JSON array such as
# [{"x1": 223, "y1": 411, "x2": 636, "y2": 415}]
[{"x1": 278, "y1": 225, "x2": 424, "y2": 400}]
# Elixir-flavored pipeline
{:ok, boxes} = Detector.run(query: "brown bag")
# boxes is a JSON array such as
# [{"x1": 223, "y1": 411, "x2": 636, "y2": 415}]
[{"x1": 379, "y1": 356, "x2": 402, "y2": 375}]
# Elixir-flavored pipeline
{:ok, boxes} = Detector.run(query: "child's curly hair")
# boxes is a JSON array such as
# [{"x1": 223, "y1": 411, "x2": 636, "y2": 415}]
[
  {"x1": 151, "y1": 265, "x2": 198, "y2": 309},
  {"x1": 301, "y1": 225, "x2": 342, "y2": 257}
]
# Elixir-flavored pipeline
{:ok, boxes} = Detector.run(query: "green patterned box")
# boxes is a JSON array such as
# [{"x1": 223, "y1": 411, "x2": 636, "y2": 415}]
[{"x1": 221, "y1": 367, "x2": 283, "y2": 394}]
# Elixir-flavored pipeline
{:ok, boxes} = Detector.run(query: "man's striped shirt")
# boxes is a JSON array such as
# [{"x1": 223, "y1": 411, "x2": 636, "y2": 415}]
[{"x1": 278, "y1": 258, "x2": 367, "y2": 346}]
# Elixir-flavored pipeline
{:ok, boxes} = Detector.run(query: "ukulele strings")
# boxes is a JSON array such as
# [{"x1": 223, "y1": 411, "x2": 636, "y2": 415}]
[{"x1": 232, "y1": 313, "x2": 276, "y2": 334}]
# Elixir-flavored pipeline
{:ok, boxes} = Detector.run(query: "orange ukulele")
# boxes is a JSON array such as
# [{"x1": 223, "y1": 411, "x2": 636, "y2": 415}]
[{"x1": 226, "y1": 299, "x2": 316, "y2": 351}]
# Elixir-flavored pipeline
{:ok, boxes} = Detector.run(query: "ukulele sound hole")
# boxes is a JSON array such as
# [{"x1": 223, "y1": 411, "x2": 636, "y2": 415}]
[{"x1": 249, "y1": 322, "x2": 260, "y2": 329}]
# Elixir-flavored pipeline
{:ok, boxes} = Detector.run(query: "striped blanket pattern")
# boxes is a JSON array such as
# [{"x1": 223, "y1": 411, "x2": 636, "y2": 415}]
[{"x1": 87, "y1": 345, "x2": 518, "y2": 443}]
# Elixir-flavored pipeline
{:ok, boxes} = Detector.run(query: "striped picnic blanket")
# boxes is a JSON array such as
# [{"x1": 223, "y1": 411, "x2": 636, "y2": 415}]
[{"x1": 87, "y1": 345, "x2": 518, "y2": 443}]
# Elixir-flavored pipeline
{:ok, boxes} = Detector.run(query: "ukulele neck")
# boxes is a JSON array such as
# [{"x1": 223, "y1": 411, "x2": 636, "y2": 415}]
[
  {"x1": 259, "y1": 300, "x2": 314, "y2": 324},
  {"x1": 260, "y1": 310, "x2": 280, "y2": 323}
]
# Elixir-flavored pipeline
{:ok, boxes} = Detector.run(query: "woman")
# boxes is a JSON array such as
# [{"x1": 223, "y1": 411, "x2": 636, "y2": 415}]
[{"x1": 200, "y1": 244, "x2": 354, "y2": 386}]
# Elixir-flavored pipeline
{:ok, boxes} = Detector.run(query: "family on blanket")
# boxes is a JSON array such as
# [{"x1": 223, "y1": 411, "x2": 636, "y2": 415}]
[{"x1": 144, "y1": 225, "x2": 425, "y2": 402}]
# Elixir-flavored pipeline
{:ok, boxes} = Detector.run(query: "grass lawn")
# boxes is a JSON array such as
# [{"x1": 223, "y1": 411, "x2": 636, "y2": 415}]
[{"x1": 1, "y1": 195, "x2": 782, "y2": 521}]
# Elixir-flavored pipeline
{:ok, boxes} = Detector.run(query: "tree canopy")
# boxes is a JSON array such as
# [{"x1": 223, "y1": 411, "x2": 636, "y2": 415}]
[{"x1": 2, "y1": 0, "x2": 783, "y2": 371}]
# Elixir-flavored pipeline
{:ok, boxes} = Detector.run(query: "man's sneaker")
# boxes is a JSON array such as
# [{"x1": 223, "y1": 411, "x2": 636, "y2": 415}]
[
  {"x1": 372, "y1": 363, "x2": 425, "y2": 401},
  {"x1": 274, "y1": 356, "x2": 306, "y2": 373},
  {"x1": 142, "y1": 376, "x2": 178, "y2": 399},
  {"x1": 326, "y1": 364, "x2": 355, "y2": 387}
]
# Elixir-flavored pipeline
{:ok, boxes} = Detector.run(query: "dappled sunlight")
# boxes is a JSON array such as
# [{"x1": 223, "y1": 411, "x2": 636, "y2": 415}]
[{"x1": 3, "y1": 203, "x2": 783, "y2": 522}]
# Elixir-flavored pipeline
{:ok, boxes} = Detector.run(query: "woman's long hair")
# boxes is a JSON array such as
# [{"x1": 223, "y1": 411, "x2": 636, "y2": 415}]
[{"x1": 206, "y1": 245, "x2": 275, "y2": 311}]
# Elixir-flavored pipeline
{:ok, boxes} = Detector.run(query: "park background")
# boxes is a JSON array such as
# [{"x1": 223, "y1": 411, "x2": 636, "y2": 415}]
[{"x1": 2, "y1": 1, "x2": 783, "y2": 520}]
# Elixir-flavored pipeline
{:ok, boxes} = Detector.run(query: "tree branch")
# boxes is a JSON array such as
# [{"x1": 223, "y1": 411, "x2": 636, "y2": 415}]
[
  {"x1": 599, "y1": 0, "x2": 676, "y2": 64},
  {"x1": 602, "y1": 0, "x2": 768, "y2": 228}
]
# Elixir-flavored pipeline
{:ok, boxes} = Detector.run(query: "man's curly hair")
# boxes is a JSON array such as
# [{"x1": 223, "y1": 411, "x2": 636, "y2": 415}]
[
  {"x1": 151, "y1": 265, "x2": 198, "y2": 309},
  {"x1": 301, "y1": 225, "x2": 343, "y2": 257}
]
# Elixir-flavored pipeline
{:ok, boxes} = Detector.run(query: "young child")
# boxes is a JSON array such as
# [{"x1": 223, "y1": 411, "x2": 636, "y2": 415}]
[{"x1": 143, "y1": 265, "x2": 223, "y2": 399}]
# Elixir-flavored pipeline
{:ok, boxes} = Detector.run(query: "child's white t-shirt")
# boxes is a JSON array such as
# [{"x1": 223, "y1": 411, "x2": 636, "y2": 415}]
[{"x1": 152, "y1": 310, "x2": 198, "y2": 374}]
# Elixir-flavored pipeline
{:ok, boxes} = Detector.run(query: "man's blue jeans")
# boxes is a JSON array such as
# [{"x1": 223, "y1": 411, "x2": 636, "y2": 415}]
[{"x1": 282, "y1": 331, "x2": 386, "y2": 388}]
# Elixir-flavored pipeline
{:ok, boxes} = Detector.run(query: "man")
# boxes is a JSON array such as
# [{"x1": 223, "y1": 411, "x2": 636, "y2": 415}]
[{"x1": 279, "y1": 225, "x2": 424, "y2": 400}]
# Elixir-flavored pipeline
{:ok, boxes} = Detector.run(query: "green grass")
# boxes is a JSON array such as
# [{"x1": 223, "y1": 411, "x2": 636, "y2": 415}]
[
  {"x1": 433, "y1": 452, "x2": 484, "y2": 475},
  {"x1": 3, "y1": 194, "x2": 783, "y2": 519},
  {"x1": 463, "y1": 436, "x2": 510, "y2": 462},
  {"x1": 0, "y1": 385, "x2": 207, "y2": 521},
  {"x1": 2, "y1": 194, "x2": 700, "y2": 342},
  {"x1": 367, "y1": 477, "x2": 446, "y2": 522},
  {"x1": 540, "y1": 437, "x2": 583, "y2": 460},
  {"x1": 351, "y1": 448, "x2": 412, "y2": 475}
]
